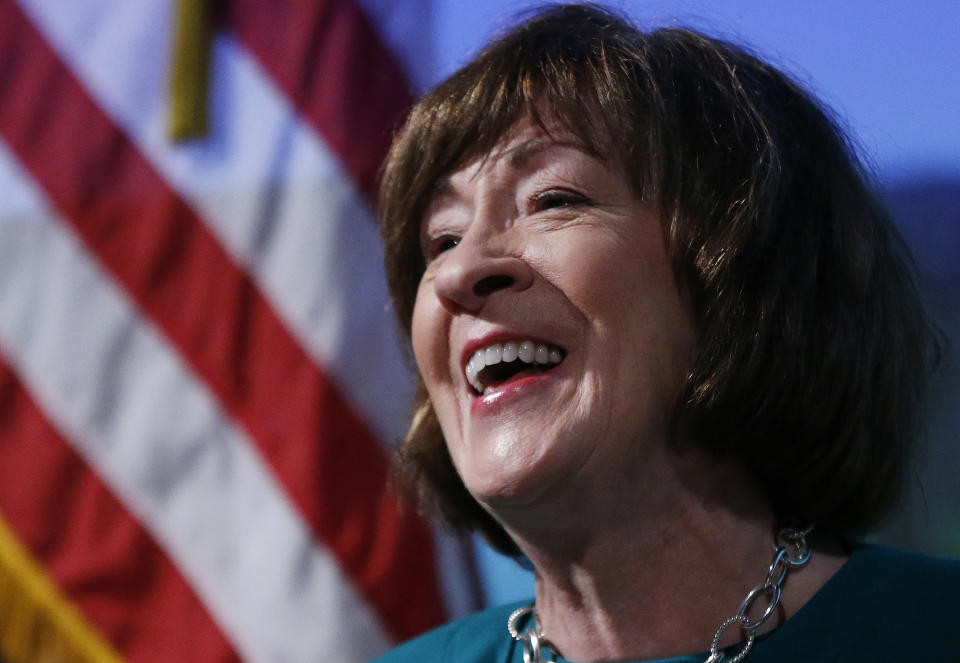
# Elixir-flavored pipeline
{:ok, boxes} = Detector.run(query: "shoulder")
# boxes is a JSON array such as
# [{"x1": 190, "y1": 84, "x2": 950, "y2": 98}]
[
  {"x1": 758, "y1": 543, "x2": 960, "y2": 660},
  {"x1": 371, "y1": 601, "x2": 529, "y2": 663},
  {"x1": 842, "y1": 542, "x2": 960, "y2": 596},
  {"x1": 810, "y1": 542, "x2": 960, "y2": 623}
]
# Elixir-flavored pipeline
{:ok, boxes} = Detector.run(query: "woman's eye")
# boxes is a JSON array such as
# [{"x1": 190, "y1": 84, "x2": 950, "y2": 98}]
[
  {"x1": 423, "y1": 234, "x2": 460, "y2": 262},
  {"x1": 529, "y1": 189, "x2": 590, "y2": 211}
]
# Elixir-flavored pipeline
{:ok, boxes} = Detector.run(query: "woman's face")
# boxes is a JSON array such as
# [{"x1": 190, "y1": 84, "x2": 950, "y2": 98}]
[{"x1": 411, "y1": 118, "x2": 695, "y2": 510}]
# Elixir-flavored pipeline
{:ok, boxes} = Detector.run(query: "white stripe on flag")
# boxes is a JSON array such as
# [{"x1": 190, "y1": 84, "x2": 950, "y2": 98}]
[
  {"x1": 19, "y1": 0, "x2": 481, "y2": 621},
  {"x1": 18, "y1": 0, "x2": 416, "y2": 450},
  {"x1": 0, "y1": 140, "x2": 393, "y2": 662}
]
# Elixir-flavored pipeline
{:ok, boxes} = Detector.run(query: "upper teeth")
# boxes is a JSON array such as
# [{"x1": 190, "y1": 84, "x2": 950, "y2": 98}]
[{"x1": 465, "y1": 341, "x2": 564, "y2": 393}]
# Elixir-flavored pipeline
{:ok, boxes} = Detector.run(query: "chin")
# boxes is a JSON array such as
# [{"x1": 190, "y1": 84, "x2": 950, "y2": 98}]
[
  {"x1": 467, "y1": 472, "x2": 535, "y2": 505},
  {"x1": 458, "y1": 445, "x2": 573, "y2": 513}
]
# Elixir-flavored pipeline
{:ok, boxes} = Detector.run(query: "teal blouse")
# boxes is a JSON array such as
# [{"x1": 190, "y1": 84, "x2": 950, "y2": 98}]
[{"x1": 373, "y1": 544, "x2": 960, "y2": 662}]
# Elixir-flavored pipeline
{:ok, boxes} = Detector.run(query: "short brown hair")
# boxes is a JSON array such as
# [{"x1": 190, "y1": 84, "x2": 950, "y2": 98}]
[{"x1": 379, "y1": 4, "x2": 939, "y2": 556}]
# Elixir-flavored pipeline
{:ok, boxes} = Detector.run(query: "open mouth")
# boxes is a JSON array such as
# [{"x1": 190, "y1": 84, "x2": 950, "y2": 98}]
[{"x1": 465, "y1": 340, "x2": 566, "y2": 395}]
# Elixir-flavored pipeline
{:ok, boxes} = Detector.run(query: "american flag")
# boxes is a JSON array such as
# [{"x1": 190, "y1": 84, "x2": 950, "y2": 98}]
[{"x1": 0, "y1": 1, "x2": 478, "y2": 661}]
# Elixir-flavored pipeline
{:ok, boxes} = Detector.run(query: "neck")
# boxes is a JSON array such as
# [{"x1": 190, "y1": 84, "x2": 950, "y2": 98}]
[{"x1": 487, "y1": 447, "x2": 846, "y2": 661}]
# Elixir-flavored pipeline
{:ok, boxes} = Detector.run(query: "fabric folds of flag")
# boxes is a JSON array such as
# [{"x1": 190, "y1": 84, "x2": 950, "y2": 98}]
[{"x1": 0, "y1": 1, "x2": 477, "y2": 661}]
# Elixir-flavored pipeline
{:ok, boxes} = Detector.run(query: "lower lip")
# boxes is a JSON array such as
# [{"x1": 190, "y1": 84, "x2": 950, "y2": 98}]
[{"x1": 469, "y1": 372, "x2": 554, "y2": 414}]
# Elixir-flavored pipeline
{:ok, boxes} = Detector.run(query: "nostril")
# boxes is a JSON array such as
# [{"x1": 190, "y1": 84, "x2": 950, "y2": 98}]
[{"x1": 473, "y1": 274, "x2": 514, "y2": 296}]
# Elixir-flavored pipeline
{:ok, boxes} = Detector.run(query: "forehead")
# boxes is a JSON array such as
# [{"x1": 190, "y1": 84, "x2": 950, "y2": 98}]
[{"x1": 435, "y1": 117, "x2": 600, "y2": 192}]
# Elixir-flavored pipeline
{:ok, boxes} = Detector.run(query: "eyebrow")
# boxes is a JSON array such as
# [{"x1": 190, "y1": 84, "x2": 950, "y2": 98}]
[
  {"x1": 432, "y1": 137, "x2": 593, "y2": 195},
  {"x1": 505, "y1": 137, "x2": 554, "y2": 168},
  {"x1": 506, "y1": 136, "x2": 594, "y2": 168}
]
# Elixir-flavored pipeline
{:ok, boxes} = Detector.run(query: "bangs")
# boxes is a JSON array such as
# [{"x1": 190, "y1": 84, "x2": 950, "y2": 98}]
[
  {"x1": 418, "y1": 41, "x2": 638, "y2": 184},
  {"x1": 379, "y1": 6, "x2": 655, "y2": 328}
]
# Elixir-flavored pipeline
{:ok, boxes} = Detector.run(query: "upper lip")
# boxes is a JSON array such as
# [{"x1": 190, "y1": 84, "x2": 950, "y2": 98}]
[{"x1": 459, "y1": 330, "x2": 567, "y2": 373}]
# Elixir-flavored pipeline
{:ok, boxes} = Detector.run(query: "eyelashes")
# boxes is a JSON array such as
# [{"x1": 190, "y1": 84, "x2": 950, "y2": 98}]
[
  {"x1": 420, "y1": 188, "x2": 592, "y2": 263},
  {"x1": 528, "y1": 188, "x2": 591, "y2": 212},
  {"x1": 422, "y1": 234, "x2": 461, "y2": 262}
]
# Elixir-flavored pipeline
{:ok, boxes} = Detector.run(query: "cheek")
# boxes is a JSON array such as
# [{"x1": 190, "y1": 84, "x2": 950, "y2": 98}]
[
  {"x1": 541, "y1": 233, "x2": 642, "y2": 325},
  {"x1": 410, "y1": 286, "x2": 468, "y2": 470},
  {"x1": 547, "y1": 229, "x2": 694, "y2": 412},
  {"x1": 410, "y1": 282, "x2": 453, "y2": 394},
  {"x1": 410, "y1": 292, "x2": 428, "y2": 362}
]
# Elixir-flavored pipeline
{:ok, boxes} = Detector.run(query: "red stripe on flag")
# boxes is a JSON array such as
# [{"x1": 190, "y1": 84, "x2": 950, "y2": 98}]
[
  {"x1": 226, "y1": 0, "x2": 414, "y2": 202},
  {"x1": 0, "y1": 358, "x2": 241, "y2": 663},
  {"x1": 0, "y1": 3, "x2": 444, "y2": 641}
]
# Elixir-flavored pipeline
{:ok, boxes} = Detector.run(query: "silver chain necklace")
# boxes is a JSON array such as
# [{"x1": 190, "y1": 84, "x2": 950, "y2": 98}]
[{"x1": 507, "y1": 526, "x2": 813, "y2": 663}]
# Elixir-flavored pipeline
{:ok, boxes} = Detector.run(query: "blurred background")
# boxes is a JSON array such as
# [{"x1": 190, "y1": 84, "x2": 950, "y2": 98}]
[{"x1": 0, "y1": 1, "x2": 956, "y2": 661}]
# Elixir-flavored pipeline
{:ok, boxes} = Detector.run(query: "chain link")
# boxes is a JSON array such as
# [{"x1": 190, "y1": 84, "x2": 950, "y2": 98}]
[
  {"x1": 705, "y1": 615, "x2": 757, "y2": 663},
  {"x1": 505, "y1": 527, "x2": 813, "y2": 663},
  {"x1": 704, "y1": 526, "x2": 813, "y2": 663},
  {"x1": 508, "y1": 605, "x2": 554, "y2": 663}
]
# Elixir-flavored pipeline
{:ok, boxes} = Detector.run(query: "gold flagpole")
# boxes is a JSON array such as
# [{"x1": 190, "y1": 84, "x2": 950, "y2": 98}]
[
  {"x1": 169, "y1": 0, "x2": 214, "y2": 141},
  {"x1": 0, "y1": 514, "x2": 124, "y2": 663}
]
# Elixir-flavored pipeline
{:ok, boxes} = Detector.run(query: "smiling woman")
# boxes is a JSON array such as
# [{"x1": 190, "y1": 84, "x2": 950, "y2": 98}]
[
  {"x1": 412, "y1": 119, "x2": 695, "y2": 510},
  {"x1": 374, "y1": 4, "x2": 960, "y2": 663}
]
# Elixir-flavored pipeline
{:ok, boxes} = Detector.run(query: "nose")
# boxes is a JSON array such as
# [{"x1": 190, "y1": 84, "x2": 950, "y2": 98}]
[{"x1": 431, "y1": 233, "x2": 534, "y2": 314}]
